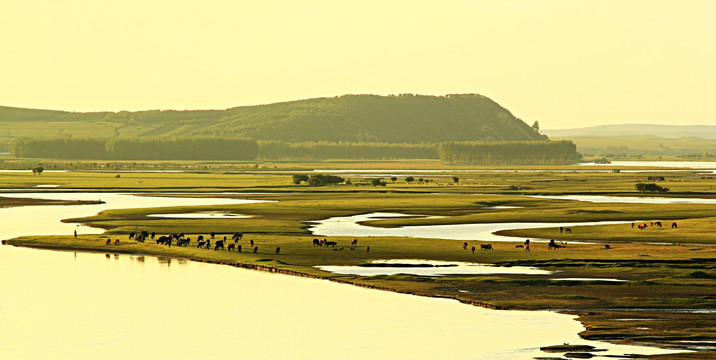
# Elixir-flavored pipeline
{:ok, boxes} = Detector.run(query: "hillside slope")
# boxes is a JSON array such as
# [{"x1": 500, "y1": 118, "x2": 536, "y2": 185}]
[{"x1": 0, "y1": 94, "x2": 544, "y2": 143}]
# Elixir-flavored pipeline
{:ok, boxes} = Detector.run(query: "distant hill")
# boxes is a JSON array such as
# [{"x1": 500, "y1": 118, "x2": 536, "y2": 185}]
[
  {"x1": 0, "y1": 94, "x2": 545, "y2": 144},
  {"x1": 543, "y1": 124, "x2": 716, "y2": 140}
]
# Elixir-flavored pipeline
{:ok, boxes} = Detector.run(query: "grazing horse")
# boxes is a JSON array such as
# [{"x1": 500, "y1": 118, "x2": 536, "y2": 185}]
[
  {"x1": 275, "y1": 247, "x2": 280, "y2": 255},
  {"x1": 463, "y1": 242, "x2": 468, "y2": 250},
  {"x1": 250, "y1": 239, "x2": 254, "y2": 247},
  {"x1": 471, "y1": 246, "x2": 475, "y2": 254},
  {"x1": 672, "y1": 222, "x2": 678, "y2": 229},
  {"x1": 205, "y1": 240, "x2": 211, "y2": 249},
  {"x1": 565, "y1": 228, "x2": 572, "y2": 233},
  {"x1": 560, "y1": 226, "x2": 564, "y2": 233},
  {"x1": 655, "y1": 221, "x2": 662, "y2": 228},
  {"x1": 604, "y1": 244, "x2": 611, "y2": 249},
  {"x1": 366, "y1": 246, "x2": 370, "y2": 253},
  {"x1": 313, "y1": 238, "x2": 321, "y2": 246},
  {"x1": 227, "y1": 243, "x2": 235, "y2": 252},
  {"x1": 232, "y1": 232, "x2": 243, "y2": 242},
  {"x1": 210, "y1": 232, "x2": 216, "y2": 239},
  {"x1": 350, "y1": 239, "x2": 358, "y2": 248},
  {"x1": 324, "y1": 241, "x2": 337, "y2": 247},
  {"x1": 197, "y1": 235, "x2": 204, "y2": 242},
  {"x1": 253, "y1": 246, "x2": 258, "y2": 253},
  {"x1": 480, "y1": 244, "x2": 493, "y2": 251},
  {"x1": 128, "y1": 232, "x2": 135, "y2": 240},
  {"x1": 548, "y1": 239, "x2": 562, "y2": 250},
  {"x1": 237, "y1": 244, "x2": 242, "y2": 253},
  {"x1": 105, "y1": 238, "x2": 111, "y2": 245},
  {"x1": 214, "y1": 240, "x2": 225, "y2": 251},
  {"x1": 114, "y1": 239, "x2": 119, "y2": 245},
  {"x1": 151, "y1": 232, "x2": 156, "y2": 239},
  {"x1": 197, "y1": 241, "x2": 207, "y2": 248}
]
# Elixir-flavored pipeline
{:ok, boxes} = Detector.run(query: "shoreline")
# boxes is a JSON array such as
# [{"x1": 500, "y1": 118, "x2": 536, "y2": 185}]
[
  {"x1": 2, "y1": 239, "x2": 697, "y2": 359},
  {"x1": 1, "y1": 240, "x2": 503, "y2": 310}
]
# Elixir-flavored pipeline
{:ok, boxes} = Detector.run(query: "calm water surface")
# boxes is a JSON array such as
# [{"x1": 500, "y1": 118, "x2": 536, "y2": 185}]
[
  {"x1": 0, "y1": 192, "x2": 682, "y2": 359},
  {"x1": 308, "y1": 212, "x2": 626, "y2": 242}
]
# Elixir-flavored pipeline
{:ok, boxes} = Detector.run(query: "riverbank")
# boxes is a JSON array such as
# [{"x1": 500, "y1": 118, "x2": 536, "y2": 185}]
[{"x1": 5, "y1": 233, "x2": 714, "y2": 359}]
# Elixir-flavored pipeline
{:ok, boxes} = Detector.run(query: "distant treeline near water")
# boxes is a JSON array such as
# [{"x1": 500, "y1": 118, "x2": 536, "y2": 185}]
[
  {"x1": 9, "y1": 137, "x2": 581, "y2": 164},
  {"x1": 437, "y1": 140, "x2": 581, "y2": 165},
  {"x1": 257, "y1": 141, "x2": 438, "y2": 160},
  {"x1": 10, "y1": 137, "x2": 258, "y2": 160}
]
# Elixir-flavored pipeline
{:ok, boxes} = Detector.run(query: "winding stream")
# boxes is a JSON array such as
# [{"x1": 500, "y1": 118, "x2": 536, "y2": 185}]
[{"x1": 0, "y1": 192, "x2": 682, "y2": 359}]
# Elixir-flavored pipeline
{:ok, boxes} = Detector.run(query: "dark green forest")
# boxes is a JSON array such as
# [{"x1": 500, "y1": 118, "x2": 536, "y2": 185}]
[
  {"x1": 10, "y1": 138, "x2": 257, "y2": 161},
  {"x1": 438, "y1": 140, "x2": 581, "y2": 165},
  {"x1": 9, "y1": 137, "x2": 581, "y2": 164}
]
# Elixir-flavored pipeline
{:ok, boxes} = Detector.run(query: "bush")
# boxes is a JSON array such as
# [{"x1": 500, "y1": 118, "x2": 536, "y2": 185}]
[
  {"x1": 635, "y1": 183, "x2": 669, "y2": 193},
  {"x1": 307, "y1": 174, "x2": 345, "y2": 186},
  {"x1": 292, "y1": 174, "x2": 309, "y2": 184}
]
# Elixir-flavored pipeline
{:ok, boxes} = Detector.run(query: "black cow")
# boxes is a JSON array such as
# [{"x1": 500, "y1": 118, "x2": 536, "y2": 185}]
[
  {"x1": 548, "y1": 239, "x2": 562, "y2": 250},
  {"x1": 214, "y1": 240, "x2": 225, "y2": 251}
]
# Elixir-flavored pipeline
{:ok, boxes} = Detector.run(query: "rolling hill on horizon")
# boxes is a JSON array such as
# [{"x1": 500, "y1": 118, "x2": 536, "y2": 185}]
[
  {"x1": 544, "y1": 124, "x2": 716, "y2": 140},
  {"x1": 0, "y1": 94, "x2": 544, "y2": 145}
]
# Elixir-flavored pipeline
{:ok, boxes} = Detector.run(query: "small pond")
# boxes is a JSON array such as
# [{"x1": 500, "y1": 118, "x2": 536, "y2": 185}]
[
  {"x1": 316, "y1": 259, "x2": 552, "y2": 276},
  {"x1": 148, "y1": 211, "x2": 252, "y2": 219}
]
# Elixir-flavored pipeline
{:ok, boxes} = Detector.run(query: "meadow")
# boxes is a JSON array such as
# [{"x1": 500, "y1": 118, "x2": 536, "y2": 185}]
[{"x1": 2, "y1": 162, "x2": 715, "y2": 359}]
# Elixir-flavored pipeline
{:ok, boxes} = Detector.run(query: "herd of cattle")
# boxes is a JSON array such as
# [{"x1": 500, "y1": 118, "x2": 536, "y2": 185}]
[
  {"x1": 115, "y1": 220, "x2": 680, "y2": 254},
  {"x1": 127, "y1": 230, "x2": 271, "y2": 253}
]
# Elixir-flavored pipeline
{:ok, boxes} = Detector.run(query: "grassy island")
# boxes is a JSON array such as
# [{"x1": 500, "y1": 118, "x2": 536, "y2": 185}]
[{"x1": 2, "y1": 162, "x2": 715, "y2": 359}]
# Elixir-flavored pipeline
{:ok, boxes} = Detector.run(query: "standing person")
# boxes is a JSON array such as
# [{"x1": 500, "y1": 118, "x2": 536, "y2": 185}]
[{"x1": 524, "y1": 239, "x2": 530, "y2": 252}]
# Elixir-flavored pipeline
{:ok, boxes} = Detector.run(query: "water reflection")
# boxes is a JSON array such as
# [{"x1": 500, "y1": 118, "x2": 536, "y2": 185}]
[{"x1": 0, "y1": 246, "x2": 681, "y2": 359}]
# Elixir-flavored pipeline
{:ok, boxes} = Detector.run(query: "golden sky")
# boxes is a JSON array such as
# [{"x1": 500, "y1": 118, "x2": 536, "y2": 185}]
[{"x1": 2, "y1": 0, "x2": 714, "y2": 128}]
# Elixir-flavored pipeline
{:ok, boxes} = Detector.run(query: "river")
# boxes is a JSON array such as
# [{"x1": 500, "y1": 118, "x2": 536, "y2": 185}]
[{"x1": 0, "y1": 192, "x2": 681, "y2": 359}]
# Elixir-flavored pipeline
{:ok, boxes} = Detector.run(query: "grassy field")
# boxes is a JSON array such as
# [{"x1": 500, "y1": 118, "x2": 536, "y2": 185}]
[{"x1": 2, "y1": 164, "x2": 715, "y2": 358}]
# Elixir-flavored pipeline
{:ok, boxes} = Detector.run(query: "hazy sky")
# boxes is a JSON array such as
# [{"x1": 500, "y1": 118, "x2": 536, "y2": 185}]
[{"x1": 2, "y1": 1, "x2": 714, "y2": 128}]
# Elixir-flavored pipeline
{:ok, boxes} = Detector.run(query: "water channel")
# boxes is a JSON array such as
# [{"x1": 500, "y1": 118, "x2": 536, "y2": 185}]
[{"x1": 0, "y1": 192, "x2": 682, "y2": 359}]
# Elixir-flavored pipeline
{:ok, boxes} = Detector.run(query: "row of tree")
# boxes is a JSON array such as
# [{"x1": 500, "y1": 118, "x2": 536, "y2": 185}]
[
  {"x1": 10, "y1": 137, "x2": 258, "y2": 160},
  {"x1": 437, "y1": 140, "x2": 581, "y2": 165},
  {"x1": 10, "y1": 137, "x2": 581, "y2": 164},
  {"x1": 258, "y1": 141, "x2": 438, "y2": 160}
]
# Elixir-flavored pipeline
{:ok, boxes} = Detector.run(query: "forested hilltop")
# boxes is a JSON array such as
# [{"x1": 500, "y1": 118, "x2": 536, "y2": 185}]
[
  {"x1": 2, "y1": 94, "x2": 583, "y2": 164},
  {"x1": 0, "y1": 94, "x2": 544, "y2": 144}
]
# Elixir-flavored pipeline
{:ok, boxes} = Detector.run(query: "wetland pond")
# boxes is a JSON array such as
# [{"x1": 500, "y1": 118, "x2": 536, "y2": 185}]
[{"x1": 0, "y1": 192, "x2": 682, "y2": 359}]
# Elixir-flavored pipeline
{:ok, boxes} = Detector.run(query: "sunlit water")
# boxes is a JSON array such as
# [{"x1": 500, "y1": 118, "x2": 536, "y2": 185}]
[
  {"x1": 148, "y1": 211, "x2": 252, "y2": 219},
  {"x1": 0, "y1": 192, "x2": 683, "y2": 359},
  {"x1": 316, "y1": 259, "x2": 552, "y2": 276},
  {"x1": 532, "y1": 194, "x2": 716, "y2": 205},
  {"x1": 308, "y1": 212, "x2": 626, "y2": 242}
]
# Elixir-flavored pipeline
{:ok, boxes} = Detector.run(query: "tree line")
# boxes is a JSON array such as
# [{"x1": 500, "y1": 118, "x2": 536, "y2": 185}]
[
  {"x1": 257, "y1": 141, "x2": 438, "y2": 160},
  {"x1": 10, "y1": 137, "x2": 581, "y2": 164},
  {"x1": 437, "y1": 140, "x2": 581, "y2": 165},
  {"x1": 10, "y1": 137, "x2": 257, "y2": 160}
]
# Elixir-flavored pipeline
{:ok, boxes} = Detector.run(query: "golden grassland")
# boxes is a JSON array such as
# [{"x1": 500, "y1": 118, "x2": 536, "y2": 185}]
[{"x1": 2, "y1": 164, "x2": 715, "y2": 358}]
